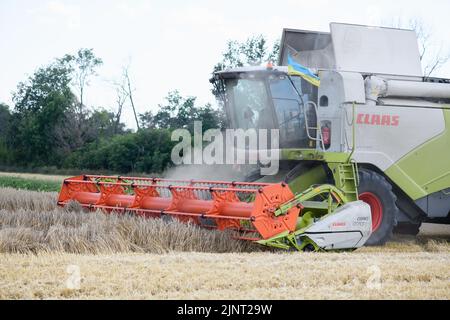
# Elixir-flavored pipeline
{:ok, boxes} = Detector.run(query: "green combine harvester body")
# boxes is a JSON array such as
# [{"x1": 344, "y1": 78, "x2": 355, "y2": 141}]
[{"x1": 212, "y1": 23, "x2": 450, "y2": 246}]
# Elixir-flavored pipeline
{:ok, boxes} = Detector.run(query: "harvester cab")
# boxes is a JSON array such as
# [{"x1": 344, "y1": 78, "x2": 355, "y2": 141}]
[{"x1": 214, "y1": 66, "x2": 319, "y2": 150}]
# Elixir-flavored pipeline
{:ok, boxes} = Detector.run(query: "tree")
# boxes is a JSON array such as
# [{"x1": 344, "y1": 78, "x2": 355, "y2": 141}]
[
  {"x1": 112, "y1": 65, "x2": 140, "y2": 131},
  {"x1": 111, "y1": 74, "x2": 130, "y2": 134},
  {"x1": 0, "y1": 103, "x2": 11, "y2": 164},
  {"x1": 10, "y1": 58, "x2": 77, "y2": 166},
  {"x1": 384, "y1": 18, "x2": 449, "y2": 77},
  {"x1": 53, "y1": 107, "x2": 128, "y2": 160},
  {"x1": 213, "y1": 35, "x2": 280, "y2": 73},
  {"x1": 123, "y1": 66, "x2": 140, "y2": 131},
  {"x1": 153, "y1": 90, "x2": 196, "y2": 129},
  {"x1": 63, "y1": 48, "x2": 103, "y2": 120},
  {"x1": 8, "y1": 52, "x2": 114, "y2": 166},
  {"x1": 196, "y1": 103, "x2": 226, "y2": 131},
  {"x1": 64, "y1": 129, "x2": 175, "y2": 173},
  {"x1": 140, "y1": 91, "x2": 224, "y2": 132},
  {"x1": 211, "y1": 35, "x2": 279, "y2": 100},
  {"x1": 88, "y1": 108, "x2": 126, "y2": 139},
  {"x1": 139, "y1": 110, "x2": 155, "y2": 129},
  {"x1": 0, "y1": 103, "x2": 11, "y2": 138}
]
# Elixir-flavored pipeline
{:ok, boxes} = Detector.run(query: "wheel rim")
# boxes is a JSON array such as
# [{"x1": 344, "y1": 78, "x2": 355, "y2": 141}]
[{"x1": 359, "y1": 192, "x2": 383, "y2": 232}]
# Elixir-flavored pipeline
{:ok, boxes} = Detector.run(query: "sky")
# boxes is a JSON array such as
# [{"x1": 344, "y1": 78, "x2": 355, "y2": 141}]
[{"x1": 1, "y1": 0, "x2": 450, "y2": 130}]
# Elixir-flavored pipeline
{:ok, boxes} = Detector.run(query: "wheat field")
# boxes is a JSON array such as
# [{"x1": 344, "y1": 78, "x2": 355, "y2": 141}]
[
  {"x1": 0, "y1": 188, "x2": 258, "y2": 254},
  {"x1": 0, "y1": 187, "x2": 449, "y2": 300}
]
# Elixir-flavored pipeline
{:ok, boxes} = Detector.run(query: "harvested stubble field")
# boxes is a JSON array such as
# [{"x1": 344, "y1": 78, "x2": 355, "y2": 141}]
[{"x1": 0, "y1": 187, "x2": 449, "y2": 300}]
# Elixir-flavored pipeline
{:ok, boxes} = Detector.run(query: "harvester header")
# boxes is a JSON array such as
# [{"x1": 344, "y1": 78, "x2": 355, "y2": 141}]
[
  {"x1": 58, "y1": 172, "x2": 372, "y2": 251},
  {"x1": 58, "y1": 175, "x2": 300, "y2": 239}
]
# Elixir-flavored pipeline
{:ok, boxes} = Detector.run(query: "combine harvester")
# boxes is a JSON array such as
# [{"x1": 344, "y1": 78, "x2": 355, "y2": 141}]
[{"x1": 58, "y1": 23, "x2": 450, "y2": 251}]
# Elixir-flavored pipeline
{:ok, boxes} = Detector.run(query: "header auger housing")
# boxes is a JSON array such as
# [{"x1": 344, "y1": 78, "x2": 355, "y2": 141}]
[{"x1": 57, "y1": 170, "x2": 372, "y2": 252}]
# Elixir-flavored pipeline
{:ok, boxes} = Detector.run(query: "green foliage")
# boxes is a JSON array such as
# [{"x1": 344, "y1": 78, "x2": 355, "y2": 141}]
[
  {"x1": 196, "y1": 103, "x2": 226, "y2": 131},
  {"x1": 65, "y1": 128, "x2": 175, "y2": 173},
  {"x1": 69, "y1": 48, "x2": 103, "y2": 79},
  {"x1": 86, "y1": 108, "x2": 128, "y2": 141},
  {"x1": 211, "y1": 35, "x2": 280, "y2": 100},
  {"x1": 0, "y1": 140, "x2": 9, "y2": 164},
  {"x1": 4, "y1": 49, "x2": 116, "y2": 169},
  {"x1": 62, "y1": 48, "x2": 103, "y2": 109},
  {"x1": 9, "y1": 59, "x2": 77, "y2": 166},
  {"x1": 213, "y1": 35, "x2": 280, "y2": 73},
  {"x1": 139, "y1": 90, "x2": 225, "y2": 132},
  {"x1": 0, "y1": 103, "x2": 11, "y2": 164},
  {"x1": 0, "y1": 176, "x2": 61, "y2": 192},
  {"x1": 13, "y1": 59, "x2": 74, "y2": 113},
  {"x1": 0, "y1": 103, "x2": 11, "y2": 138}
]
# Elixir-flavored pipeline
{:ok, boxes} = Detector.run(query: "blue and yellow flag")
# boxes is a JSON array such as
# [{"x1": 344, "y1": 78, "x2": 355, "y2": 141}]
[{"x1": 287, "y1": 54, "x2": 320, "y2": 87}]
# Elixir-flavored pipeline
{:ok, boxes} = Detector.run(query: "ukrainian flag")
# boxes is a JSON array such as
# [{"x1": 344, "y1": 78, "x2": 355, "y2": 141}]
[{"x1": 287, "y1": 54, "x2": 320, "y2": 87}]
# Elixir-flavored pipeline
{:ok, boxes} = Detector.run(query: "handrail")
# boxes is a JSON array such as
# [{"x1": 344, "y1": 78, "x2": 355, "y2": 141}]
[
  {"x1": 304, "y1": 100, "x2": 325, "y2": 150},
  {"x1": 347, "y1": 102, "x2": 357, "y2": 163}
]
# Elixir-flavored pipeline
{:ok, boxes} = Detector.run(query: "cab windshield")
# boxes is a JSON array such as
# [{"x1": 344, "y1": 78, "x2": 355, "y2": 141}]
[
  {"x1": 226, "y1": 77, "x2": 272, "y2": 130},
  {"x1": 224, "y1": 72, "x2": 316, "y2": 148}
]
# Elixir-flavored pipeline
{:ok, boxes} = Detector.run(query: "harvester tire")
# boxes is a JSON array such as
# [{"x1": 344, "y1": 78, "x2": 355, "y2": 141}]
[{"x1": 358, "y1": 169, "x2": 398, "y2": 246}]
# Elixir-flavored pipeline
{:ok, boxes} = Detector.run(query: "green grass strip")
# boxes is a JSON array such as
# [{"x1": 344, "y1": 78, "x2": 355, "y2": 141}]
[{"x1": 0, "y1": 176, "x2": 61, "y2": 192}]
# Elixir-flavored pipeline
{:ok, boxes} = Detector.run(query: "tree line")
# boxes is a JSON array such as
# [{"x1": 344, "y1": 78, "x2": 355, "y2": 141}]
[{"x1": 0, "y1": 36, "x2": 279, "y2": 174}]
